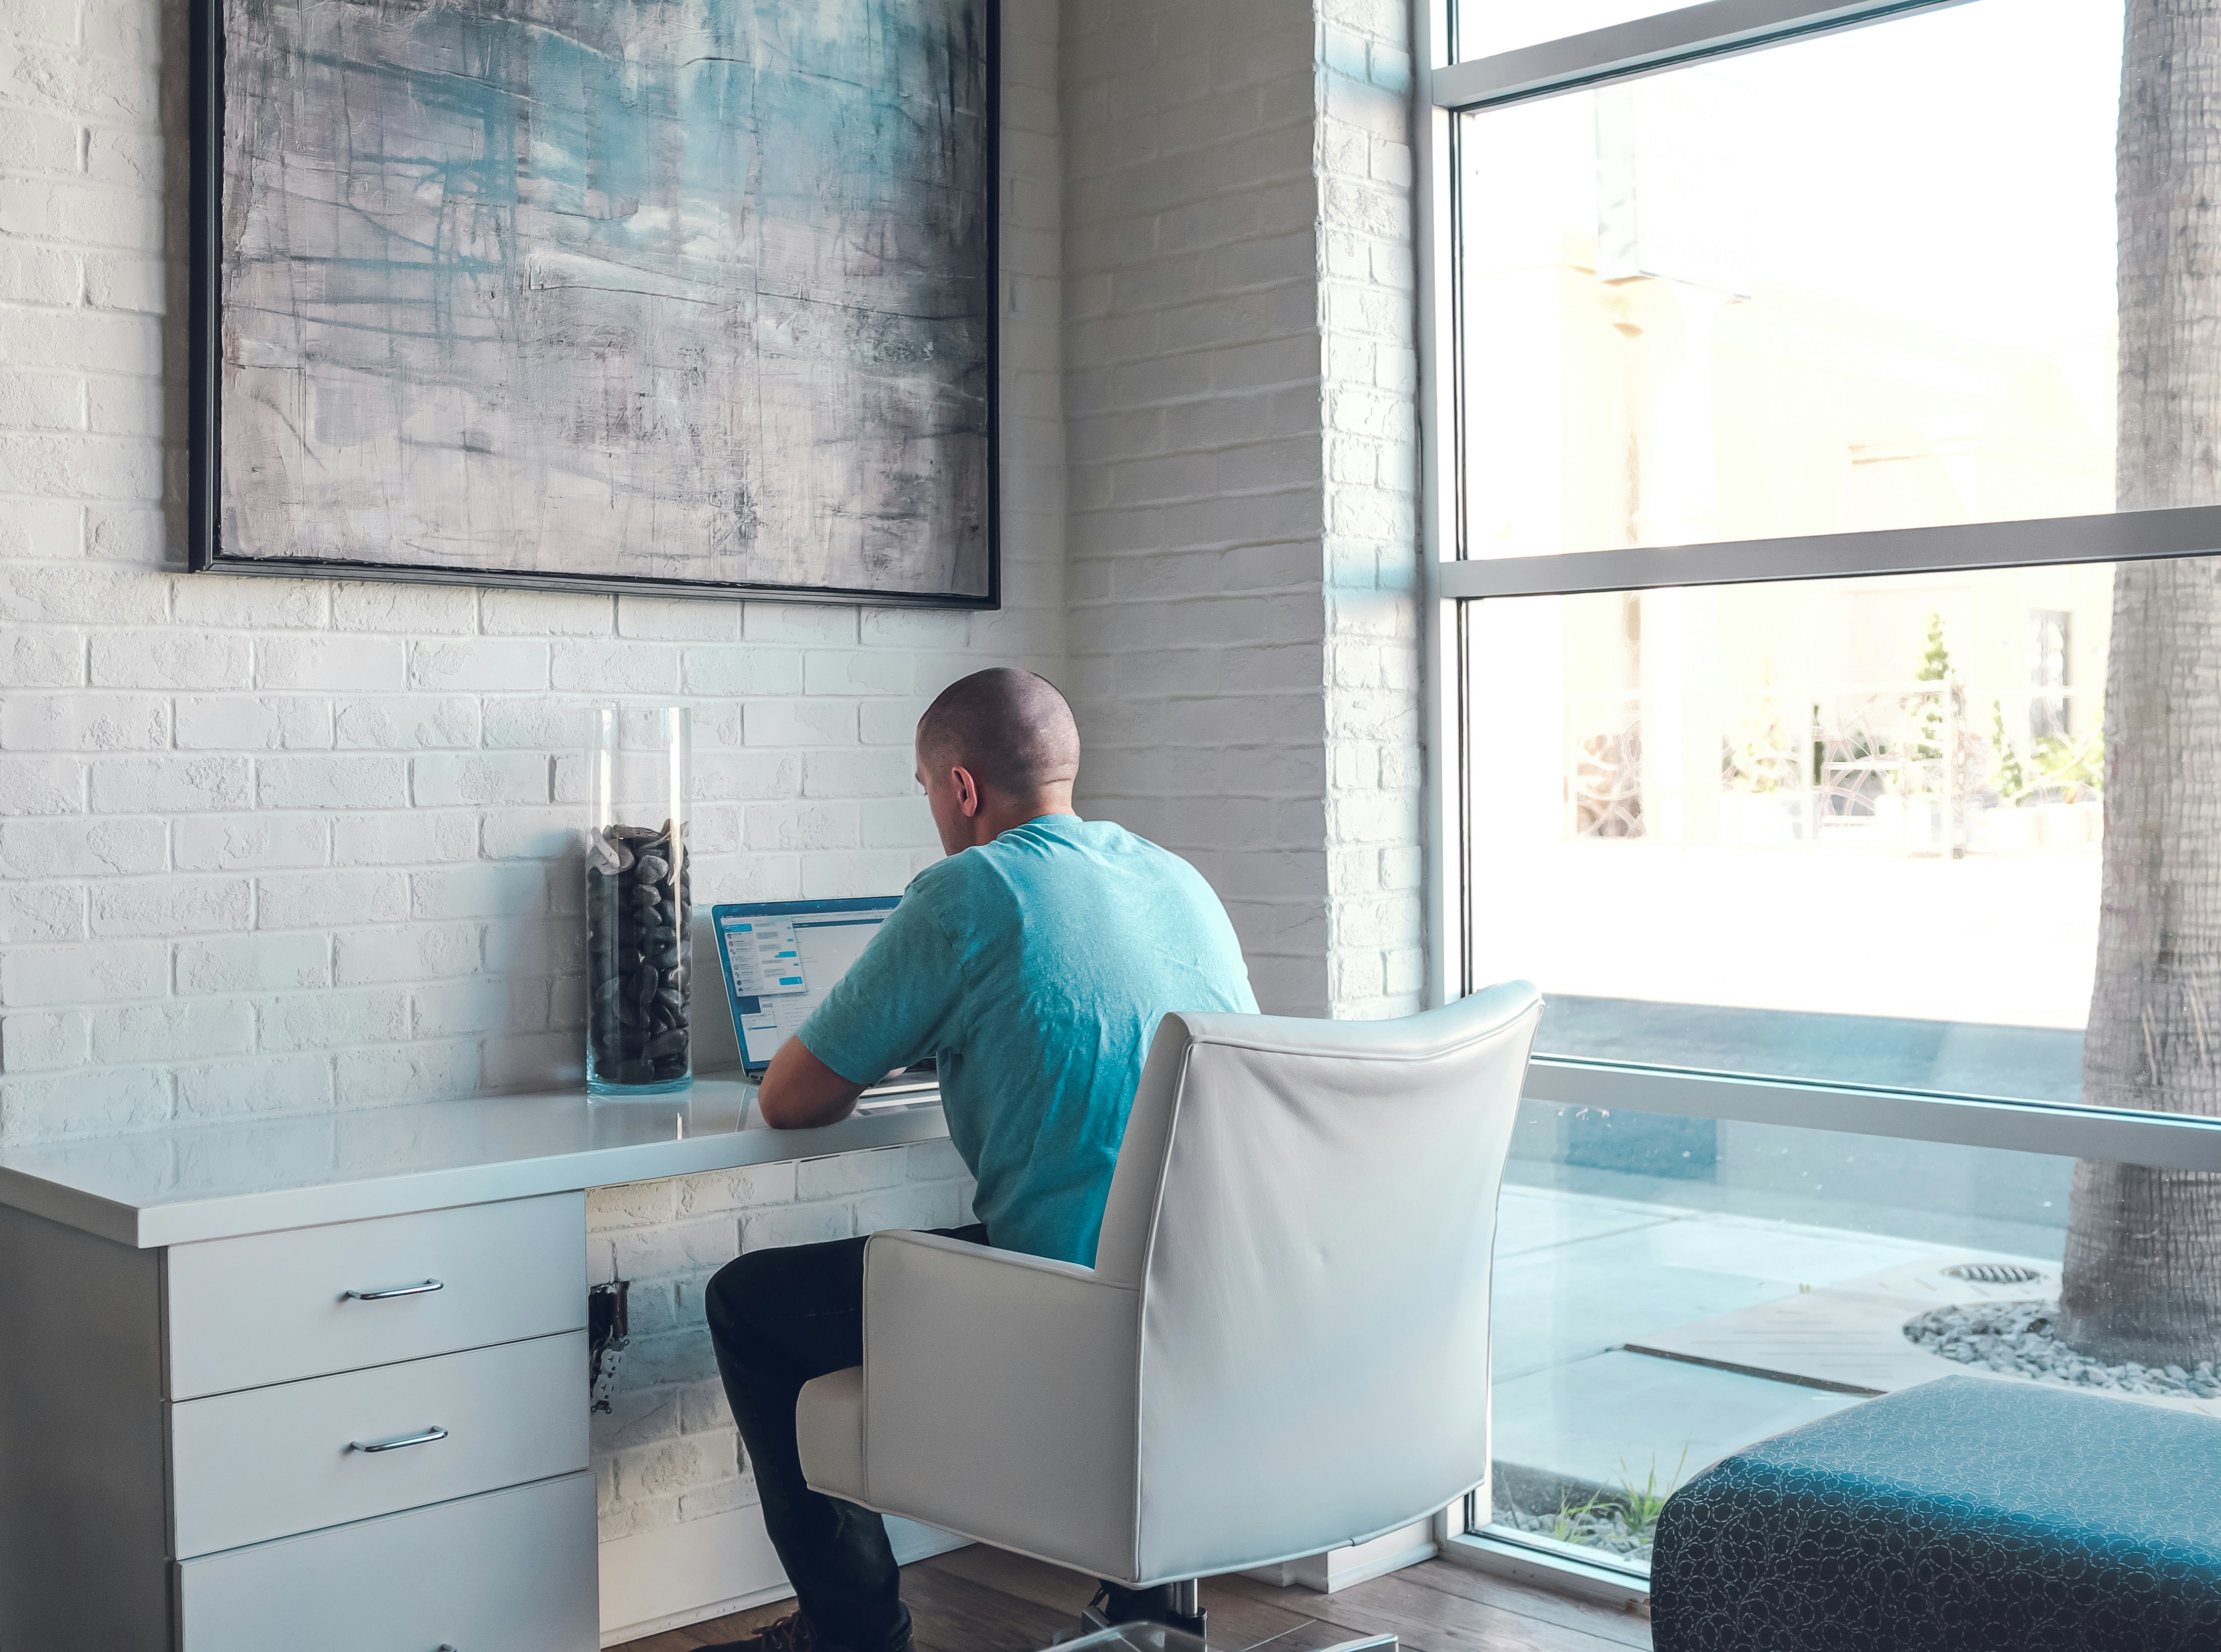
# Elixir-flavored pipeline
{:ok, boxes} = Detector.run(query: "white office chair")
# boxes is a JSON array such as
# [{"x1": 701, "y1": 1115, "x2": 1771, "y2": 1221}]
[{"x1": 795, "y1": 981, "x2": 1543, "y2": 1645}]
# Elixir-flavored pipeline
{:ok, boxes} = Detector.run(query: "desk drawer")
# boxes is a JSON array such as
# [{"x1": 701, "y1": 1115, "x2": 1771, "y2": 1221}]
[
  {"x1": 169, "y1": 1330, "x2": 588, "y2": 1558},
  {"x1": 166, "y1": 1192, "x2": 585, "y2": 1398},
  {"x1": 176, "y1": 1470, "x2": 596, "y2": 1652}
]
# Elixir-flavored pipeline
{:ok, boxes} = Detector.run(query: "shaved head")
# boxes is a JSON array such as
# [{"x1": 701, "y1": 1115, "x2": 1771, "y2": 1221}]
[{"x1": 917, "y1": 668, "x2": 1080, "y2": 799}]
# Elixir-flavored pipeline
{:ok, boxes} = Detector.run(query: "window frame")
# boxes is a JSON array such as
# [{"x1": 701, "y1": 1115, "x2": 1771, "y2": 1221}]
[{"x1": 1414, "y1": 0, "x2": 2221, "y2": 1587}]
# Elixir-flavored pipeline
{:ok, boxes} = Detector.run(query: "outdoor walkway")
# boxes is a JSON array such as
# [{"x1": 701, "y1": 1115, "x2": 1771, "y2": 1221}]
[
  {"x1": 1490, "y1": 1181, "x2": 1907, "y2": 1499},
  {"x1": 1481, "y1": 1174, "x2": 2219, "y2": 1571}
]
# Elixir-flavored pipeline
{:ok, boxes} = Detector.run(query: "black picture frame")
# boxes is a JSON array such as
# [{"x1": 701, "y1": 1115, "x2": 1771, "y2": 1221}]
[{"x1": 187, "y1": 0, "x2": 1000, "y2": 611}]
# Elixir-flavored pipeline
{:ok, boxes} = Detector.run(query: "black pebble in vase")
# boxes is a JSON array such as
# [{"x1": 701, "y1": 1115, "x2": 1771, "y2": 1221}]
[{"x1": 586, "y1": 818, "x2": 692, "y2": 1093}]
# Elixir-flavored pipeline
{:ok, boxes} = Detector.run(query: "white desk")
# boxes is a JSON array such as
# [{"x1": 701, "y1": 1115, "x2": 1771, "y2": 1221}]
[{"x1": 0, "y1": 1078, "x2": 949, "y2": 1652}]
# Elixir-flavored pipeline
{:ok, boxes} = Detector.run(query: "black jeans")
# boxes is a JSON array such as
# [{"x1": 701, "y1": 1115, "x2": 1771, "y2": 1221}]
[{"x1": 705, "y1": 1224, "x2": 989, "y2": 1652}]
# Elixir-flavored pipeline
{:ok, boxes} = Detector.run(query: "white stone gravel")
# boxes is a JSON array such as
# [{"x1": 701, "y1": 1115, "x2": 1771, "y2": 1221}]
[{"x1": 1903, "y1": 1299, "x2": 2221, "y2": 1398}]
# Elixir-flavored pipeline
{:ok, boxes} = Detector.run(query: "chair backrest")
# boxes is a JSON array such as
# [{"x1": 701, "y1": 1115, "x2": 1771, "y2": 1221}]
[{"x1": 1093, "y1": 981, "x2": 1542, "y2": 1585}]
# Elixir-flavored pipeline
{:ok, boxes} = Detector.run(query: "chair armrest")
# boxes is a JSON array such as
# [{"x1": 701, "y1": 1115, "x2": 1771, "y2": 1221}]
[{"x1": 857, "y1": 1229, "x2": 1142, "y2": 1580}]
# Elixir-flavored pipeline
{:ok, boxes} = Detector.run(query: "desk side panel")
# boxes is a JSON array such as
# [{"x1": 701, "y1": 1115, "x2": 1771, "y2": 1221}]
[{"x1": 0, "y1": 1202, "x2": 169, "y2": 1648}]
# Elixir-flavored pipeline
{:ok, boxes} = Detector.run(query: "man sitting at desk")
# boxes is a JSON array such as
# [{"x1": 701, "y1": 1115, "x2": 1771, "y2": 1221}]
[{"x1": 700, "y1": 666, "x2": 1256, "y2": 1652}]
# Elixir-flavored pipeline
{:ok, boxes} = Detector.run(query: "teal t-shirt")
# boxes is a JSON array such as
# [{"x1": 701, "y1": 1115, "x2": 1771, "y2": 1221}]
[{"x1": 797, "y1": 814, "x2": 1257, "y2": 1266}]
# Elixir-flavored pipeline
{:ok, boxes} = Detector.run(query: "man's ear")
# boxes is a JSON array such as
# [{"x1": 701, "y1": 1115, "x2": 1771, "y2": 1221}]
[{"x1": 953, "y1": 765, "x2": 981, "y2": 817}]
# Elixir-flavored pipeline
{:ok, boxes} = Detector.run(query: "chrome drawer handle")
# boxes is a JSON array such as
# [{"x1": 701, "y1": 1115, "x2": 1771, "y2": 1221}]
[
  {"x1": 340, "y1": 1278, "x2": 444, "y2": 1302},
  {"x1": 349, "y1": 1425, "x2": 448, "y2": 1454}
]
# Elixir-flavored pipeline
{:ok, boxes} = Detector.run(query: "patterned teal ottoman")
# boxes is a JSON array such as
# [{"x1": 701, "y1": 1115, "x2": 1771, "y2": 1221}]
[{"x1": 1650, "y1": 1376, "x2": 2221, "y2": 1650}]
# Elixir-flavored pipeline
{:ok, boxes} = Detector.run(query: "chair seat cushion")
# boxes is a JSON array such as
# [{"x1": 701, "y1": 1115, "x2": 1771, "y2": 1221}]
[
  {"x1": 1651, "y1": 1375, "x2": 2221, "y2": 1651},
  {"x1": 797, "y1": 1365, "x2": 867, "y2": 1502}
]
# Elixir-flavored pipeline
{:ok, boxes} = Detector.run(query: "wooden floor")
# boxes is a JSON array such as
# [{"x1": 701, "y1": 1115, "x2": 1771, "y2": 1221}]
[{"x1": 615, "y1": 1546, "x2": 1652, "y2": 1652}]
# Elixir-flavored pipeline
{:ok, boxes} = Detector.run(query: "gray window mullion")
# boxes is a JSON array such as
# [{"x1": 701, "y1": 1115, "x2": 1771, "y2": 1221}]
[
  {"x1": 1525, "y1": 1059, "x2": 2221, "y2": 1173},
  {"x1": 1437, "y1": 506, "x2": 2221, "y2": 601},
  {"x1": 1431, "y1": 0, "x2": 1971, "y2": 110}
]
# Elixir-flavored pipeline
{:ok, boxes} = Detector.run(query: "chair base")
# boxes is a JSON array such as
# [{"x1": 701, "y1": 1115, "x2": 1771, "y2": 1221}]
[
  {"x1": 1064, "y1": 1593, "x2": 1395, "y2": 1652},
  {"x1": 1054, "y1": 1625, "x2": 1205, "y2": 1652},
  {"x1": 1082, "y1": 1580, "x2": 1208, "y2": 1643},
  {"x1": 1060, "y1": 1619, "x2": 1394, "y2": 1652},
  {"x1": 1078, "y1": 1603, "x2": 1209, "y2": 1643}
]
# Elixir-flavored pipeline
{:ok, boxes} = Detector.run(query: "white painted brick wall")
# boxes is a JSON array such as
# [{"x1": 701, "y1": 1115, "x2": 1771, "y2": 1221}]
[
  {"x1": 3, "y1": 0, "x2": 1436, "y2": 1577},
  {"x1": 0, "y1": 0, "x2": 1068, "y2": 1148},
  {"x1": 2, "y1": 0, "x2": 1056, "y2": 1557},
  {"x1": 1317, "y1": 0, "x2": 1424, "y2": 1018},
  {"x1": 1060, "y1": 0, "x2": 1422, "y2": 1019},
  {"x1": 587, "y1": 1141, "x2": 977, "y2": 1544},
  {"x1": 1061, "y1": 0, "x2": 1332, "y2": 1015}
]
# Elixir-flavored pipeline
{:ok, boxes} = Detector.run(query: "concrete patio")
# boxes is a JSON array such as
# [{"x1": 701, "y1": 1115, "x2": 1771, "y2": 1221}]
[{"x1": 1481, "y1": 1177, "x2": 2156, "y2": 1566}]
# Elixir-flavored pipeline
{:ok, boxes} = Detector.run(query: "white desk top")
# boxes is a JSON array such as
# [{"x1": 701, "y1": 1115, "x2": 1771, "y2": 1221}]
[{"x1": 0, "y1": 1076, "x2": 948, "y2": 1249}]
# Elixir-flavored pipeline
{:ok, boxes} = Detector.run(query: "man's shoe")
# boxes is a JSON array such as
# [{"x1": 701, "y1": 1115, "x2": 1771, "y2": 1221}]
[
  {"x1": 696, "y1": 1609, "x2": 820, "y2": 1652},
  {"x1": 697, "y1": 1612, "x2": 913, "y2": 1652}
]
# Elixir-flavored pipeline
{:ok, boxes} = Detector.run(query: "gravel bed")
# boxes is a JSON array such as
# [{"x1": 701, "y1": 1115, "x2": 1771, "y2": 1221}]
[{"x1": 1904, "y1": 1299, "x2": 2221, "y2": 1398}]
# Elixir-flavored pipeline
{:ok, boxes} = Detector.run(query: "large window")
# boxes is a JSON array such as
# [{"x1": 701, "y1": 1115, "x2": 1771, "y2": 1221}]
[
  {"x1": 1457, "y1": 0, "x2": 2121, "y2": 560},
  {"x1": 1489, "y1": 1106, "x2": 2205, "y2": 1574},
  {"x1": 1421, "y1": 0, "x2": 2221, "y2": 1589},
  {"x1": 1468, "y1": 562, "x2": 2123, "y2": 1107}
]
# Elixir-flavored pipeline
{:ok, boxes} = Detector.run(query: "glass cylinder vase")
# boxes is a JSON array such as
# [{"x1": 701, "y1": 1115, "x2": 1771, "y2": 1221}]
[{"x1": 585, "y1": 707, "x2": 693, "y2": 1096}]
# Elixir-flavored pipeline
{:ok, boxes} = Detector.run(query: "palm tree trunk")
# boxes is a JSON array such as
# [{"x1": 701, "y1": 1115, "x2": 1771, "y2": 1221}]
[
  {"x1": 2057, "y1": 0, "x2": 2221, "y2": 1364},
  {"x1": 2059, "y1": 567, "x2": 2221, "y2": 1362}
]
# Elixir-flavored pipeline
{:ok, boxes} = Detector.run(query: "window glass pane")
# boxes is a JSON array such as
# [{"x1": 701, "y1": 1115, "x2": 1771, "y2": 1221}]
[
  {"x1": 1453, "y1": 1, "x2": 1687, "y2": 61},
  {"x1": 1463, "y1": 556, "x2": 2221, "y2": 1123},
  {"x1": 1481, "y1": 1105, "x2": 2208, "y2": 1577},
  {"x1": 1456, "y1": 0, "x2": 2126, "y2": 559}
]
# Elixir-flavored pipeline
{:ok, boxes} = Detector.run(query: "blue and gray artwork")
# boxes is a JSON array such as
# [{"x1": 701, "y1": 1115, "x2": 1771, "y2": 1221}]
[{"x1": 219, "y1": 0, "x2": 993, "y2": 597}]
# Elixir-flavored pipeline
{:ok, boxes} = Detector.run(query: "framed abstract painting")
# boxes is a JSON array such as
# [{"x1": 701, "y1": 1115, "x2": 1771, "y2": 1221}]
[{"x1": 188, "y1": 0, "x2": 998, "y2": 607}]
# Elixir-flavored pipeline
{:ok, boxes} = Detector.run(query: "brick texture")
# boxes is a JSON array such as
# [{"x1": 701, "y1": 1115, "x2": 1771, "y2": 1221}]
[
  {"x1": 0, "y1": 0, "x2": 1057, "y2": 1565},
  {"x1": 587, "y1": 1141, "x2": 975, "y2": 1544},
  {"x1": 1317, "y1": 0, "x2": 1424, "y2": 1017},
  {"x1": 2, "y1": 0, "x2": 1434, "y2": 1575},
  {"x1": 1060, "y1": 0, "x2": 1421, "y2": 1018},
  {"x1": 0, "y1": 0, "x2": 1068, "y2": 1141}
]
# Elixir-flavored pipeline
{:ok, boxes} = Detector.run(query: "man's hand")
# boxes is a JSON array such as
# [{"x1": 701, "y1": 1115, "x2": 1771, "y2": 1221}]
[{"x1": 756, "y1": 1036, "x2": 869, "y2": 1129}]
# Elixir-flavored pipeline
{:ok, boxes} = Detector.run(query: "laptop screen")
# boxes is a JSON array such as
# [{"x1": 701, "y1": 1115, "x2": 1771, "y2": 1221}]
[{"x1": 712, "y1": 897, "x2": 915, "y2": 1077}]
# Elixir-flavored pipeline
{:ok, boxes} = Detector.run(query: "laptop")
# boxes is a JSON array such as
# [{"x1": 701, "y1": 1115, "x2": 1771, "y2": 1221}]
[{"x1": 711, "y1": 897, "x2": 939, "y2": 1105}]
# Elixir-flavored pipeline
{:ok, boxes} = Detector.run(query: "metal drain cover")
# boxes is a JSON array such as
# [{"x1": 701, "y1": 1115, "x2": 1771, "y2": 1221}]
[{"x1": 1943, "y1": 1262, "x2": 2045, "y2": 1285}]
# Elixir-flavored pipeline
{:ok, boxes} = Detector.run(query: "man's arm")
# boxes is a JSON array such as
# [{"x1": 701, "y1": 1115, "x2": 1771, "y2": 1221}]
[
  {"x1": 756, "y1": 1035, "x2": 870, "y2": 1129},
  {"x1": 768, "y1": 883, "x2": 957, "y2": 1129}
]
